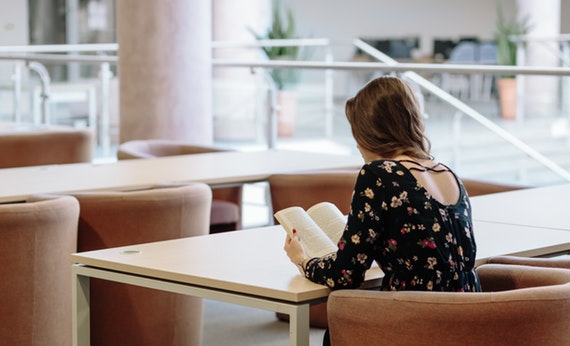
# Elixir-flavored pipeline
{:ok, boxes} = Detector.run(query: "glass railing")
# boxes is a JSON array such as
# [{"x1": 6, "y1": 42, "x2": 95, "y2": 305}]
[{"x1": 0, "y1": 39, "x2": 569, "y2": 186}]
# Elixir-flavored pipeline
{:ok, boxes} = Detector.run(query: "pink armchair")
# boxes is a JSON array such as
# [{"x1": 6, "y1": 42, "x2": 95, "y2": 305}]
[
  {"x1": 70, "y1": 183, "x2": 212, "y2": 346},
  {"x1": 268, "y1": 170, "x2": 358, "y2": 328},
  {"x1": 327, "y1": 263, "x2": 570, "y2": 346},
  {"x1": 0, "y1": 126, "x2": 93, "y2": 168},
  {"x1": 117, "y1": 139, "x2": 242, "y2": 233},
  {"x1": 0, "y1": 194, "x2": 80, "y2": 345}
]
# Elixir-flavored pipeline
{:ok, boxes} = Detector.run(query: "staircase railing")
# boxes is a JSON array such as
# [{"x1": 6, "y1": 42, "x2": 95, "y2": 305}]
[{"x1": 1, "y1": 41, "x2": 570, "y2": 182}]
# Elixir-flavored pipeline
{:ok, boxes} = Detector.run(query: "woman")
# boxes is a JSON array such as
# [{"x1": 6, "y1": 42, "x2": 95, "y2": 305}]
[{"x1": 284, "y1": 76, "x2": 481, "y2": 343}]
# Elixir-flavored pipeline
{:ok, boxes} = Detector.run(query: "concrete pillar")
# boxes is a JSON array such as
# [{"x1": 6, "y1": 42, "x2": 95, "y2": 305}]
[
  {"x1": 211, "y1": 0, "x2": 269, "y2": 140},
  {"x1": 517, "y1": 0, "x2": 561, "y2": 117},
  {"x1": 116, "y1": 0, "x2": 212, "y2": 144}
]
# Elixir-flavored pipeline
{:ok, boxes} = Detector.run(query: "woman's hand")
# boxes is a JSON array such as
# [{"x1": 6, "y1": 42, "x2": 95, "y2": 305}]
[{"x1": 284, "y1": 229, "x2": 307, "y2": 266}]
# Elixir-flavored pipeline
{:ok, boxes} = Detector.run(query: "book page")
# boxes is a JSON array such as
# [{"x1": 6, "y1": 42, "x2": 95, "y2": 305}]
[
  {"x1": 306, "y1": 202, "x2": 347, "y2": 244},
  {"x1": 274, "y1": 206, "x2": 338, "y2": 257}
]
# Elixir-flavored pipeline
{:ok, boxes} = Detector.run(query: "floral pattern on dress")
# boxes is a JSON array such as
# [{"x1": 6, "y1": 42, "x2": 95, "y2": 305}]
[{"x1": 304, "y1": 160, "x2": 481, "y2": 293}]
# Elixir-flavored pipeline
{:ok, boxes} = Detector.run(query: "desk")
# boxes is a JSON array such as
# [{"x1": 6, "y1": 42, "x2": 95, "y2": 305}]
[
  {"x1": 0, "y1": 150, "x2": 363, "y2": 203},
  {"x1": 71, "y1": 226, "x2": 383, "y2": 346},
  {"x1": 71, "y1": 221, "x2": 570, "y2": 345},
  {"x1": 471, "y1": 184, "x2": 570, "y2": 231}
]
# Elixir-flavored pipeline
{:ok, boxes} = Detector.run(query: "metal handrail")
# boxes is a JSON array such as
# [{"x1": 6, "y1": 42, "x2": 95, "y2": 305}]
[
  {"x1": 1, "y1": 52, "x2": 569, "y2": 75},
  {"x1": 0, "y1": 43, "x2": 118, "y2": 53},
  {"x1": 1, "y1": 42, "x2": 570, "y2": 181},
  {"x1": 351, "y1": 38, "x2": 570, "y2": 182},
  {"x1": 213, "y1": 59, "x2": 570, "y2": 76}
]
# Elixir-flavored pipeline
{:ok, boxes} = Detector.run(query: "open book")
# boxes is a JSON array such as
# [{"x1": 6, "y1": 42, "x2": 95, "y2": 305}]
[{"x1": 274, "y1": 202, "x2": 347, "y2": 258}]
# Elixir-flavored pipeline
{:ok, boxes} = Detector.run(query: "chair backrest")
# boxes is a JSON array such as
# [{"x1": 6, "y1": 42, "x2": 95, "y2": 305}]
[
  {"x1": 71, "y1": 183, "x2": 212, "y2": 346},
  {"x1": 478, "y1": 41, "x2": 498, "y2": 64},
  {"x1": 0, "y1": 126, "x2": 93, "y2": 168},
  {"x1": 327, "y1": 263, "x2": 570, "y2": 346},
  {"x1": 486, "y1": 255, "x2": 570, "y2": 269},
  {"x1": 268, "y1": 170, "x2": 359, "y2": 327},
  {"x1": 433, "y1": 39, "x2": 457, "y2": 60},
  {"x1": 448, "y1": 41, "x2": 478, "y2": 64},
  {"x1": 0, "y1": 194, "x2": 79, "y2": 346},
  {"x1": 116, "y1": 139, "x2": 243, "y2": 231},
  {"x1": 461, "y1": 178, "x2": 530, "y2": 197},
  {"x1": 74, "y1": 183, "x2": 212, "y2": 250},
  {"x1": 268, "y1": 170, "x2": 359, "y2": 217},
  {"x1": 116, "y1": 139, "x2": 226, "y2": 159}
]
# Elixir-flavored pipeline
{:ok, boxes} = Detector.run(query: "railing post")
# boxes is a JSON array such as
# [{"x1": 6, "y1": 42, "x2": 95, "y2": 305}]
[
  {"x1": 27, "y1": 61, "x2": 51, "y2": 124},
  {"x1": 98, "y1": 62, "x2": 113, "y2": 157},
  {"x1": 516, "y1": 41, "x2": 526, "y2": 120},
  {"x1": 562, "y1": 41, "x2": 570, "y2": 119},
  {"x1": 264, "y1": 69, "x2": 278, "y2": 149},
  {"x1": 452, "y1": 111, "x2": 463, "y2": 170},
  {"x1": 324, "y1": 46, "x2": 334, "y2": 138},
  {"x1": 11, "y1": 61, "x2": 22, "y2": 123}
]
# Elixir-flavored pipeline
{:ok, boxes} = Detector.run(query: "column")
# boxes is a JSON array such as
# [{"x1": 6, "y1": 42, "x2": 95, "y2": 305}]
[
  {"x1": 517, "y1": 0, "x2": 561, "y2": 117},
  {"x1": 212, "y1": 0, "x2": 268, "y2": 141},
  {"x1": 116, "y1": 0, "x2": 213, "y2": 144}
]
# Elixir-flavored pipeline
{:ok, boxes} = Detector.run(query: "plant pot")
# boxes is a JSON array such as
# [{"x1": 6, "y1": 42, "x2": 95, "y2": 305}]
[
  {"x1": 497, "y1": 78, "x2": 517, "y2": 120},
  {"x1": 276, "y1": 90, "x2": 298, "y2": 137}
]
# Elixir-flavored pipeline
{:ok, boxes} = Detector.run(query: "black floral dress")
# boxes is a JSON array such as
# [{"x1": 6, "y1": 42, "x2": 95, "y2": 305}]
[{"x1": 304, "y1": 159, "x2": 481, "y2": 292}]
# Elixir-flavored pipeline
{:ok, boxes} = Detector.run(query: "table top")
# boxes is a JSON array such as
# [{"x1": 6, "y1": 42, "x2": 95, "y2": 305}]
[
  {"x1": 71, "y1": 220, "x2": 570, "y2": 303},
  {"x1": 470, "y1": 184, "x2": 570, "y2": 231},
  {"x1": 71, "y1": 226, "x2": 383, "y2": 303},
  {"x1": 473, "y1": 221, "x2": 570, "y2": 262},
  {"x1": 0, "y1": 149, "x2": 363, "y2": 203}
]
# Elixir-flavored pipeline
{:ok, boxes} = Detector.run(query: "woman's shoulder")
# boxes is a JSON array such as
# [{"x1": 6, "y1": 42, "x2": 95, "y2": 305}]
[
  {"x1": 363, "y1": 159, "x2": 403, "y2": 171},
  {"x1": 362, "y1": 159, "x2": 410, "y2": 178},
  {"x1": 357, "y1": 160, "x2": 411, "y2": 188}
]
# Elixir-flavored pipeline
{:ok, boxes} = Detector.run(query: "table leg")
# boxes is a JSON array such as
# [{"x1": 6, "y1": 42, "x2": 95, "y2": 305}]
[
  {"x1": 72, "y1": 266, "x2": 90, "y2": 346},
  {"x1": 288, "y1": 304, "x2": 310, "y2": 346}
]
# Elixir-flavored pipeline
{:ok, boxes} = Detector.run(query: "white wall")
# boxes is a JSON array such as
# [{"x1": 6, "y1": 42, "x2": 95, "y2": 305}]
[
  {"x1": 0, "y1": 0, "x2": 28, "y2": 87},
  {"x1": 280, "y1": 0, "x2": 570, "y2": 98},
  {"x1": 0, "y1": 0, "x2": 28, "y2": 45},
  {"x1": 287, "y1": 0, "x2": 519, "y2": 60}
]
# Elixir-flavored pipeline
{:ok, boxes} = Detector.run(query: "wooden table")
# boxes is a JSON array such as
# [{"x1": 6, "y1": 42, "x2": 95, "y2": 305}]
[
  {"x1": 71, "y1": 226, "x2": 383, "y2": 346},
  {"x1": 71, "y1": 220, "x2": 570, "y2": 346},
  {"x1": 470, "y1": 184, "x2": 570, "y2": 231},
  {"x1": 0, "y1": 149, "x2": 363, "y2": 203}
]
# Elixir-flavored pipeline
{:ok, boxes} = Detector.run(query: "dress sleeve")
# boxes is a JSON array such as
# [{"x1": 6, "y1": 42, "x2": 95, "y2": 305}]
[{"x1": 305, "y1": 164, "x2": 385, "y2": 289}]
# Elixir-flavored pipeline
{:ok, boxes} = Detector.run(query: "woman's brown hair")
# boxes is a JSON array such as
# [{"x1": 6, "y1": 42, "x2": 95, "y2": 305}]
[{"x1": 345, "y1": 76, "x2": 431, "y2": 160}]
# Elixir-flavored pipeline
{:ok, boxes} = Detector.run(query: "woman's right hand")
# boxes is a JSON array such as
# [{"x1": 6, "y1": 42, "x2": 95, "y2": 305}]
[{"x1": 284, "y1": 229, "x2": 307, "y2": 267}]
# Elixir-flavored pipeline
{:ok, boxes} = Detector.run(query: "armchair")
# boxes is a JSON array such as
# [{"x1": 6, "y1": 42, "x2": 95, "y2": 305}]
[
  {"x1": 0, "y1": 125, "x2": 93, "y2": 168},
  {"x1": 0, "y1": 194, "x2": 80, "y2": 345},
  {"x1": 461, "y1": 178, "x2": 530, "y2": 197},
  {"x1": 327, "y1": 264, "x2": 570, "y2": 346},
  {"x1": 70, "y1": 183, "x2": 212, "y2": 346},
  {"x1": 268, "y1": 170, "x2": 358, "y2": 328},
  {"x1": 117, "y1": 139, "x2": 242, "y2": 233}
]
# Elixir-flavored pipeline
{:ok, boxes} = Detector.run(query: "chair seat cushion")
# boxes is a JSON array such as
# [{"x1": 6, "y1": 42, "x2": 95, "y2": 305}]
[{"x1": 211, "y1": 200, "x2": 240, "y2": 225}]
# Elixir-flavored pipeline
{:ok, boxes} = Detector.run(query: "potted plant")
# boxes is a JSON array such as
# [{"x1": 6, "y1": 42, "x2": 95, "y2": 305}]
[
  {"x1": 250, "y1": 0, "x2": 300, "y2": 90},
  {"x1": 494, "y1": 0, "x2": 529, "y2": 119},
  {"x1": 250, "y1": 0, "x2": 300, "y2": 136}
]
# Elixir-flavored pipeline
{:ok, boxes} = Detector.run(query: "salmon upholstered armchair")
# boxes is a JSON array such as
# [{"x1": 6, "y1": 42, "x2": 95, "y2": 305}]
[
  {"x1": 268, "y1": 170, "x2": 359, "y2": 328},
  {"x1": 461, "y1": 178, "x2": 530, "y2": 197},
  {"x1": 486, "y1": 255, "x2": 570, "y2": 269},
  {"x1": 327, "y1": 264, "x2": 570, "y2": 346},
  {"x1": 0, "y1": 126, "x2": 93, "y2": 168},
  {"x1": 267, "y1": 171, "x2": 530, "y2": 328},
  {"x1": 70, "y1": 183, "x2": 212, "y2": 346},
  {"x1": 117, "y1": 139, "x2": 242, "y2": 233},
  {"x1": 0, "y1": 194, "x2": 80, "y2": 346}
]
